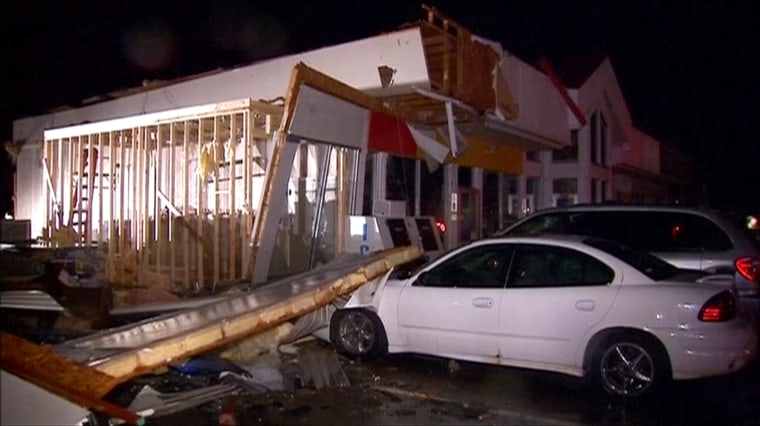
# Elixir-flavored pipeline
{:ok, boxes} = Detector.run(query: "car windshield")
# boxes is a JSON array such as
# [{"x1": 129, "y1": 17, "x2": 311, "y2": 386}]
[{"x1": 583, "y1": 238, "x2": 680, "y2": 281}]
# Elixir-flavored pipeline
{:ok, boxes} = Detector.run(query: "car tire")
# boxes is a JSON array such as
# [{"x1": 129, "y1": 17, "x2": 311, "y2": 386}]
[
  {"x1": 592, "y1": 332, "x2": 671, "y2": 398},
  {"x1": 330, "y1": 308, "x2": 388, "y2": 360}
]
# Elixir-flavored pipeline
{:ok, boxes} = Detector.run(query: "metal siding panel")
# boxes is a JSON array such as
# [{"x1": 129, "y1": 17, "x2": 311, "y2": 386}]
[
  {"x1": 289, "y1": 86, "x2": 370, "y2": 149},
  {"x1": 15, "y1": 144, "x2": 44, "y2": 237}
]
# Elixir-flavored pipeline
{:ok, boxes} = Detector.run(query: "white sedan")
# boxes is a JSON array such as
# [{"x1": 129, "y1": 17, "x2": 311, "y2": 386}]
[{"x1": 329, "y1": 235, "x2": 758, "y2": 397}]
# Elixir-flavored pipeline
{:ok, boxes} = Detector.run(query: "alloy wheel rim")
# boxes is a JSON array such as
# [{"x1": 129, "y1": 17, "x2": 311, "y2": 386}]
[
  {"x1": 339, "y1": 312, "x2": 375, "y2": 354},
  {"x1": 600, "y1": 342, "x2": 654, "y2": 396}
]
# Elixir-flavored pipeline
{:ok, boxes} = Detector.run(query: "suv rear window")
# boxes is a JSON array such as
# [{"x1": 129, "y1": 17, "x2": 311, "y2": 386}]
[{"x1": 508, "y1": 211, "x2": 734, "y2": 252}]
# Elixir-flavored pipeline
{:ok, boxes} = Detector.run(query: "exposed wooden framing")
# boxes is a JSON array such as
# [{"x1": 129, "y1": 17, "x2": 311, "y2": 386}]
[
  {"x1": 97, "y1": 132, "x2": 104, "y2": 246},
  {"x1": 133, "y1": 129, "x2": 141, "y2": 285},
  {"x1": 86, "y1": 134, "x2": 95, "y2": 244},
  {"x1": 442, "y1": 20, "x2": 451, "y2": 93},
  {"x1": 54, "y1": 141, "x2": 60, "y2": 228},
  {"x1": 109, "y1": 131, "x2": 116, "y2": 275},
  {"x1": 66, "y1": 138, "x2": 74, "y2": 232},
  {"x1": 242, "y1": 111, "x2": 251, "y2": 275},
  {"x1": 183, "y1": 121, "x2": 190, "y2": 290},
  {"x1": 143, "y1": 127, "x2": 150, "y2": 249},
  {"x1": 119, "y1": 131, "x2": 126, "y2": 277},
  {"x1": 75, "y1": 136, "x2": 84, "y2": 239},
  {"x1": 196, "y1": 118, "x2": 204, "y2": 290},
  {"x1": 138, "y1": 128, "x2": 145, "y2": 256},
  {"x1": 456, "y1": 30, "x2": 464, "y2": 100},
  {"x1": 42, "y1": 141, "x2": 50, "y2": 241},
  {"x1": 169, "y1": 123, "x2": 176, "y2": 288},
  {"x1": 56, "y1": 139, "x2": 64, "y2": 229},
  {"x1": 131, "y1": 128, "x2": 138, "y2": 259},
  {"x1": 229, "y1": 113, "x2": 237, "y2": 279},
  {"x1": 156, "y1": 124, "x2": 164, "y2": 279},
  {"x1": 213, "y1": 116, "x2": 220, "y2": 286},
  {"x1": 42, "y1": 98, "x2": 286, "y2": 286}
]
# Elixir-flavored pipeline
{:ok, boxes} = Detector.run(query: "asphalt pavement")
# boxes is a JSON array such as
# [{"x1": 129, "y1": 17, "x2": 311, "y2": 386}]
[{"x1": 144, "y1": 338, "x2": 759, "y2": 426}]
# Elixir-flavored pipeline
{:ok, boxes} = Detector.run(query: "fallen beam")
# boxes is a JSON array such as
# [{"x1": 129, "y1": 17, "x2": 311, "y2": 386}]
[
  {"x1": 55, "y1": 245, "x2": 422, "y2": 385},
  {"x1": 0, "y1": 333, "x2": 143, "y2": 425}
]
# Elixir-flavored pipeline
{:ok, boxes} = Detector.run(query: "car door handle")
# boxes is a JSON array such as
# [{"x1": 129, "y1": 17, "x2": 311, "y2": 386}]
[
  {"x1": 575, "y1": 300, "x2": 596, "y2": 312},
  {"x1": 472, "y1": 297, "x2": 495, "y2": 308}
]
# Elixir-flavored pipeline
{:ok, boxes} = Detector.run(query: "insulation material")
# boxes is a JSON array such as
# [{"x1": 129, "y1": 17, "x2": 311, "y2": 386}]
[
  {"x1": 218, "y1": 322, "x2": 294, "y2": 364},
  {"x1": 198, "y1": 140, "x2": 225, "y2": 181}
]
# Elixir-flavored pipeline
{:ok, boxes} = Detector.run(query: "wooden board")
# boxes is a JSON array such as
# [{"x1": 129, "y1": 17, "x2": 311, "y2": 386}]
[{"x1": 0, "y1": 332, "x2": 144, "y2": 425}]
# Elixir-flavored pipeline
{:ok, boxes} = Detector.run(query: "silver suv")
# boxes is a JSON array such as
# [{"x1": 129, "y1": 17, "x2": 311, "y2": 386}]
[{"x1": 496, "y1": 205, "x2": 760, "y2": 297}]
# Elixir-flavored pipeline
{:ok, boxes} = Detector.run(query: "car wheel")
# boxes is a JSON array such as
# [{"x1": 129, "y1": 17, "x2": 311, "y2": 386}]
[
  {"x1": 330, "y1": 309, "x2": 388, "y2": 360},
  {"x1": 593, "y1": 333, "x2": 670, "y2": 397}
]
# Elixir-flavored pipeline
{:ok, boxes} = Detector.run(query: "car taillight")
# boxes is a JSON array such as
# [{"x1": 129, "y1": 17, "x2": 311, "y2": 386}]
[
  {"x1": 435, "y1": 218, "x2": 447, "y2": 234},
  {"x1": 698, "y1": 290, "x2": 737, "y2": 322},
  {"x1": 734, "y1": 256, "x2": 759, "y2": 282}
]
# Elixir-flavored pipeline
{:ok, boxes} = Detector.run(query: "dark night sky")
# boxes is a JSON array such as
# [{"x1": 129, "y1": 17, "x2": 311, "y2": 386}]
[{"x1": 2, "y1": 0, "x2": 759, "y2": 215}]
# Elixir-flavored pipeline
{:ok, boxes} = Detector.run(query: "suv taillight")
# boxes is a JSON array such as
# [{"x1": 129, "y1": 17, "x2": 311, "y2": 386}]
[
  {"x1": 735, "y1": 256, "x2": 760, "y2": 282},
  {"x1": 698, "y1": 290, "x2": 737, "y2": 322}
]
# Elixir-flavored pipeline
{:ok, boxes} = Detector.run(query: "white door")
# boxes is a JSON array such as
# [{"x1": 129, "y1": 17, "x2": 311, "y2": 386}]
[
  {"x1": 397, "y1": 244, "x2": 514, "y2": 358},
  {"x1": 497, "y1": 243, "x2": 620, "y2": 367}
]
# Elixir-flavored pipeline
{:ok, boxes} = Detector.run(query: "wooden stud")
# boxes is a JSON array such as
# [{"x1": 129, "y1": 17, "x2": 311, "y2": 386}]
[
  {"x1": 183, "y1": 121, "x2": 190, "y2": 291},
  {"x1": 213, "y1": 116, "x2": 220, "y2": 286},
  {"x1": 143, "y1": 127, "x2": 150, "y2": 250},
  {"x1": 109, "y1": 132, "x2": 116, "y2": 280},
  {"x1": 42, "y1": 141, "x2": 50, "y2": 243},
  {"x1": 56, "y1": 139, "x2": 63, "y2": 230},
  {"x1": 156, "y1": 124, "x2": 164, "y2": 280},
  {"x1": 119, "y1": 131, "x2": 126, "y2": 278},
  {"x1": 75, "y1": 136, "x2": 84, "y2": 239},
  {"x1": 134, "y1": 128, "x2": 142, "y2": 285},
  {"x1": 86, "y1": 134, "x2": 95, "y2": 244},
  {"x1": 242, "y1": 111, "x2": 251, "y2": 277},
  {"x1": 169, "y1": 123, "x2": 176, "y2": 289},
  {"x1": 229, "y1": 113, "x2": 237, "y2": 279},
  {"x1": 196, "y1": 118, "x2": 204, "y2": 290},
  {"x1": 456, "y1": 32, "x2": 464, "y2": 99},
  {"x1": 129, "y1": 128, "x2": 140, "y2": 271},
  {"x1": 66, "y1": 138, "x2": 73, "y2": 232},
  {"x1": 97, "y1": 132, "x2": 104, "y2": 246}
]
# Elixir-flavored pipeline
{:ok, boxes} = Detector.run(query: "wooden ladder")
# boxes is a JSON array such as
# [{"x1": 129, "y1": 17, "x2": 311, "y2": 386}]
[{"x1": 68, "y1": 147, "x2": 99, "y2": 235}]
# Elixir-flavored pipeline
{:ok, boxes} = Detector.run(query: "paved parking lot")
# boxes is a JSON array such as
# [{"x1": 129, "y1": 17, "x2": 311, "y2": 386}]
[{"x1": 145, "y1": 338, "x2": 759, "y2": 426}]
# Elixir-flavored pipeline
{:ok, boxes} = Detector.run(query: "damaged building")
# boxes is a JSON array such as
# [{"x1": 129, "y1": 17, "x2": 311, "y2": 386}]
[{"x1": 2, "y1": 6, "x2": 694, "y2": 425}]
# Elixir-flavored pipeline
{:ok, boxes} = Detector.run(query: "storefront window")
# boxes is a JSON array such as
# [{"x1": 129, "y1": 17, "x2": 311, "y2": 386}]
[
  {"x1": 483, "y1": 172, "x2": 500, "y2": 235},
  {"x1": 386, "y1": 155, "x2": 416, "y2": 215},
  {"x1": 362, "y1": 153, "x2": 374, "y2": 216},
  {"x1": 420, "y1": 164, "x2": 444, "y2": 219},
  {"x1": 553, "y1": 178, "x2": 578, "y2": 207}
]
